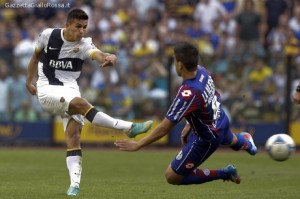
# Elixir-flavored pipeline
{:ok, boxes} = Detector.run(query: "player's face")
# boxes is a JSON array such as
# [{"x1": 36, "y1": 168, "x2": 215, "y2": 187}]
[
  {"x1": 66, "y1": 19, "x2": 88, "y2": 41},
  {"x1": 173, "y1": 55, "x2": 182, "y2": 77}
]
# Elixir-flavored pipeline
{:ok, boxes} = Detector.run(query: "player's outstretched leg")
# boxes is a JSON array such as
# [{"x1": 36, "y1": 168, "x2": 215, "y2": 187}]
[
  {"x1": 240, "y1": 132, "x2": 257, "y2": 155},
  {"x1": 179, "y1": 165, "x2": 241, "y2": 185},
  {"x1": 223, "y1": 165, "x2": 241, "y2": 184},
  {"x1": 84, "y1": 108, "x2": 152, "y2": 138},
  {"x1": 127, "y1": 120, "x2": 153, "y2": 138},
  {"x1": 231, "y1": 132, "x2": 257, "y2": 155},
  {"x1": 66, "y1": 186, "x2": 80, "y2": 196}
]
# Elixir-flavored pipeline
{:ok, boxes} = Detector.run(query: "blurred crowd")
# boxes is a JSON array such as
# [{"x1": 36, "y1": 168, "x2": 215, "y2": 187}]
[{"x1": 1, "y1": 0, "x2": 300, "y2": 124}]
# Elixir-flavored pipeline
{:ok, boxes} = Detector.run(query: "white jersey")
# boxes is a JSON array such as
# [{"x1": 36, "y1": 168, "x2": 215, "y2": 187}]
[{"x1": 35, "y1": 28, "x2": 99, "y2": 90}]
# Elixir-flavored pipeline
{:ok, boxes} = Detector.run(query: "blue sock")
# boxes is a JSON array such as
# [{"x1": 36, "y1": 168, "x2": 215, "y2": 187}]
[
  {"x1": 180, "y1": 169, "x2": 228, "y2": 185},
  {"x1": 231, "y1": 133, "x2": 247, "y2": 151}
]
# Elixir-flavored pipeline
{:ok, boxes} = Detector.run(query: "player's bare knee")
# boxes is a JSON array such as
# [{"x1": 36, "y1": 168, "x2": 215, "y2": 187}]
[
  {"x1": 69, "y1": 97, "x2": 91, "y2": 114},
  {"x1": 165, "y1": 168, "x2": 181, "y2": 185},
  {"x1": 165, "y1": 165, "x2": 184, "y2": 185},
  {"x1": 165, "y1": 173, "x2": 181, "y2": 185},
  {"x1": 71, "y1": 97, "x2": 89, "y2": 108}
]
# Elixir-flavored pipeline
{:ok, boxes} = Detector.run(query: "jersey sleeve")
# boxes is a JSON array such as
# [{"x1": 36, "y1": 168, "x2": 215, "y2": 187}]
[
  {"x1": 166, "y1": 85, "x2": 196, "y2": 123},
  {"x1": 82, "y1": 37, "x2": 101, "y2": 59},
  {"x1": 35, "y1": 28, "x2": 53, "y2": 52}
]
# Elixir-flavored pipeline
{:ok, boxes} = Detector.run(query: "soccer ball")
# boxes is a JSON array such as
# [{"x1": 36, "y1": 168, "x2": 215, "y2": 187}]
[{"x1": 265, "y1": 134, "x2": 296, "y2": 161}]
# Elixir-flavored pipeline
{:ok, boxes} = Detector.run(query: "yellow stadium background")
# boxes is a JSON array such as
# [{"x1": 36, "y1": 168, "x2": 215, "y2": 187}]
[
  {"x1": 290, "y1": 122, "x2": 300, "y2": 145},
  {"x1": 53, "y1": 118, "x2": 167, "y2": 144}
]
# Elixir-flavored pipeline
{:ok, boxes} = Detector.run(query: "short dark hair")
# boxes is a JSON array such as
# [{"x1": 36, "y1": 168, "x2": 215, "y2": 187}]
[
  {"x1": 174, "y1": 42, "x2": 199, "y2": 71},
  {"x1": 67, "y1": 8, "x2": 88, "y2": 22}
]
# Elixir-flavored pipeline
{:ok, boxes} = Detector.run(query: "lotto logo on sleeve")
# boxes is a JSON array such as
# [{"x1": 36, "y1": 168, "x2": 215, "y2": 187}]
[
  {"x1": 185, "y1": 161, "x2": 195, "y2": 169},
  {"x1": 181, "y1": 89, "x2": 193, "y2": 100}
]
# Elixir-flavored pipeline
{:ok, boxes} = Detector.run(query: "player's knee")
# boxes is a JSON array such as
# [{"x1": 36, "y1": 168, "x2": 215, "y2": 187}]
[
  {"x1": 165, "y1": 169, "x2": 181, "y2": 185},
  {"x1": 69, "y1": 97, "x2": 91, "y2": 114},
  {"x1": 165, "y1": 174, "x2": 181, "y2": 185},
  {"x1": 71, "y1": 97, "x2": 89, "y2": 107}
]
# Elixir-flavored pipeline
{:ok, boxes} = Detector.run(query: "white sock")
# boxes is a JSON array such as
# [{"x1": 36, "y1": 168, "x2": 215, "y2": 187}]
[
  {"x1": 92, "y1": 112, "x2": 132, "y2": 130},
  {"x1": 66, "y1": 156, "x2": 82, "y2": 188}
]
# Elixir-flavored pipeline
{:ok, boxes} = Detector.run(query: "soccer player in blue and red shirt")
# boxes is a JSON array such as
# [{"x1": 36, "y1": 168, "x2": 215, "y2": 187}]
[{"x1": 115, "y1": 41, "x2": 257, "y2": 185}]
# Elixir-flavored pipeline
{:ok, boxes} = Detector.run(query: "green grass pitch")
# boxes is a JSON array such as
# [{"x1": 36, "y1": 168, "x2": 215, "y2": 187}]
[{"x1": 0, "y1": 148, "x2": 299, "y2": 199}]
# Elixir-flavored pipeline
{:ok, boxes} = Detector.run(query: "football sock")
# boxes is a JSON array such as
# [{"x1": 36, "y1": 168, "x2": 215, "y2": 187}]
[
  {"x1": 85, "y1": 107, "x2": 132, "y2": 130},
  {"x1": 66, "y1": 149, "x2": 82, "y2": 188},
  {"x1": 230, "y1": 133, "x2": 248, "y2": 151},
  {"x1": 180, "y1": 169, "x2": 226, "y2": 184}
]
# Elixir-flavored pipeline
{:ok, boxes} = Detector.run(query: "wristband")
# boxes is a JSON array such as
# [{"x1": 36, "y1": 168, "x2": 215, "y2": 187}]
[{"x1": 297, "y1": 86, "x2": 300, "y2": 92}]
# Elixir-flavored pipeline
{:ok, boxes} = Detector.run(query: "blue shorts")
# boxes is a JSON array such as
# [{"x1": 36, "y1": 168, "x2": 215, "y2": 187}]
[{"x1": 171, "y1": 115, "x2": 234, "y2": 176}]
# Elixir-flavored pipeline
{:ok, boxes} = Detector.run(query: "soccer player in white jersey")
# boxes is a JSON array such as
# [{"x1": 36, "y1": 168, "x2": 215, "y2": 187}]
[{"x1": 26, "y1": 8, "x2": 152, "y2": 196}]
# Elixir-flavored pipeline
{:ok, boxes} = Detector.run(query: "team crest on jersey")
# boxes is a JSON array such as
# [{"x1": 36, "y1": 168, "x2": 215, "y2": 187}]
[
  {"x1": 176, "y1": 150, "x2": 183, "y2": 160},
  {"x1": 90, "y1": 43, "x2": 97, "y2": 49},
  {"x1": 185, "y1": 161, "x2": 195, "y2": 169},
  {"x1": 73, "y1": 48, "x2": 79, "y2": 53},
  {"x1": 203, "y1": 169, "x2": 210, "y2": 176}
]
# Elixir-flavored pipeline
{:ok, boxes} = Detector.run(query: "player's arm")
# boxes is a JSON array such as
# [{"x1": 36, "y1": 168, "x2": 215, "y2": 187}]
[
  {"x1": 114, "y1": 118, "x2": 176, "y2": 151},
  {"x1": 26, "y1": 48, "x2": 40, "y2": 95},
  {"x1": 26, "y1": 28, "x2": 50, "y2": 95},
  {"x1": 90, "y1": 50, "x2": 117, "y2": 68}
]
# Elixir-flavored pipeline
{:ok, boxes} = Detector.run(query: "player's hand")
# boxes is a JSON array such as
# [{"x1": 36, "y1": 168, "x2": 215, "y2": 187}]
[
  {"x1": 100, "y1": 54, "x2": 117, "y2": 68},
  {"x1": 181, "y1": 123, "x2": 191, "y2": 145},
  {"x1": 99, "y1": 60, "x2": 113, "y2": 67},
  {"x1": 293, "y1": 92, "x2": 300, "y2": 104},
  {"x1": 26, "y1": 82, "x2": 37, "y2": 95},
  {"x1": 114, "y1": 139, "x2": 140, "y2": 151}
]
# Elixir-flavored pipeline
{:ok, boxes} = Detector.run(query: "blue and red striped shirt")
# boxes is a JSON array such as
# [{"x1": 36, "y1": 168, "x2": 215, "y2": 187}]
[{"x1": 166, "y1": 66, "x2": 225, "y2": 141}]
